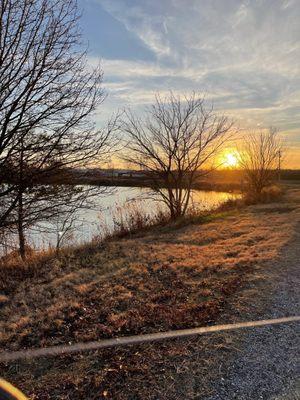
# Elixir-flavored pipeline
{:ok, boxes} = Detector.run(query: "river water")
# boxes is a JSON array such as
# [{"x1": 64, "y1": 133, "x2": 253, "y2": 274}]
[{"x1": 10, "y1": 186, "x2": 239, "y2": 252}]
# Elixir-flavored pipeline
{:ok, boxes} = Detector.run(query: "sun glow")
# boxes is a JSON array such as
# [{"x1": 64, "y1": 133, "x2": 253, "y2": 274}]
[{"x1": 220, "y1": 151, "x2": 239, "y2": 168}]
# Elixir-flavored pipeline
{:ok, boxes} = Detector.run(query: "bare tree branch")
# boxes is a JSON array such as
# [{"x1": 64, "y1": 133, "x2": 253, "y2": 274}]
[
  {"x1": 238, "y1": 127, "x2": 282, "y2": 197},
  {"x1": 0, "y1": 0, "x2": 119, "y2": 258},
  {"x1": 122, "y1": 92, "x2": 234, "y2": 219}
]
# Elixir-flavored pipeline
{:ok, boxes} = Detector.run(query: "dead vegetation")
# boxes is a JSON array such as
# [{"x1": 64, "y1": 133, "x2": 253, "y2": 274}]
[
  {"x1": 0, "y1": 188, "x2": 299, "y2": 399},
  {"x1": 0, "y1": 192, "x2": 294, "y2": 349},
  {"x1": 243, "y1": 184, "x2": 283, "y2": 204}
]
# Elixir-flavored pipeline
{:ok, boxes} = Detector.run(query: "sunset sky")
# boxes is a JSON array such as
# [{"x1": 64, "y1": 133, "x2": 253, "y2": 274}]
[{"x1": 79, "y1": 0, "x2": 300, "y2": 168}]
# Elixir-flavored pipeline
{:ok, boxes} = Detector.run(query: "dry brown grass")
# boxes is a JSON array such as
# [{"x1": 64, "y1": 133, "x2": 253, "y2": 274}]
[
  {"x1": 243, "y1": 184, "x2": 283, "y2": 204},
  {"x1": 0, "y1": 195, "x2": 294, "y2": 350},
  {"x1": 0, "y1": 188, "x2": 299, "y2": 399}
]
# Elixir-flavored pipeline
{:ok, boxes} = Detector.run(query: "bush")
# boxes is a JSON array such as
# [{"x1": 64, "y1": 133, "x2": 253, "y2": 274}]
[
  {"x1": 243, "y1": 185, "x2": 283, "y2": 204},
  {"x1": 97, "y1": 201, "x2": 170, "y2": 240}
]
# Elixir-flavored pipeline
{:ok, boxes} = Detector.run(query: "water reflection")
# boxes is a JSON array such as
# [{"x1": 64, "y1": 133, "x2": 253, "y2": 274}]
[{"x1": 26, "y1": 186, "x2": 239, "y2": 250}]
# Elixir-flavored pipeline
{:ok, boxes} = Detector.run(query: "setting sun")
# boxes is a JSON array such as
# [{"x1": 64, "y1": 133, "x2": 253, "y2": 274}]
[{"x1": 221, "y1": 151, "x2": 239, "y2": 168}]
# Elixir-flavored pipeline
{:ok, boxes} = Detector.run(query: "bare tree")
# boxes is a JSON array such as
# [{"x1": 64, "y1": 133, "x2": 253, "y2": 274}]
[
  {"x1": 122, "y1": 93, "x2": 234, "y2": 219},
  {"x1": 238, "y1": 128, "x2": 282, "y2": 198},
  {"x1": 0, "y1": 0, "x2": 118, "y2": 258},
  {"x1": 53, "y1": 213, "x2": 79, "y2": 255}
]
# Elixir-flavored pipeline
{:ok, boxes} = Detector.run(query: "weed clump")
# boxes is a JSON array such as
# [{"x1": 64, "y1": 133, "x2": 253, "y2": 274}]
[{"x1": 243, "y1": 185, "x2": 283, "y2": 204}]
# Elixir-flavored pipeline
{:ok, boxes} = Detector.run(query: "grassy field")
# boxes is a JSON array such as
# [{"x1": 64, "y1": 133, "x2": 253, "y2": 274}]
[{"x1": 0, "y1": 187, "x2": 299, "y2": 399}]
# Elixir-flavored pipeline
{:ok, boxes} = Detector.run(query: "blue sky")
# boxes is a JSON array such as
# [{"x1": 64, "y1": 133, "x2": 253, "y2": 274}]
[{"x1": 79, "y1": 0, "x2": 300, "y2": 167}]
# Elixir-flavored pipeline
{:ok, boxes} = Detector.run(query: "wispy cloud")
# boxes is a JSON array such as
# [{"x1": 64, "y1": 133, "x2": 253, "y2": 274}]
[{"x1": 83, "y1": 0, "x2": 300, "y2": 160}]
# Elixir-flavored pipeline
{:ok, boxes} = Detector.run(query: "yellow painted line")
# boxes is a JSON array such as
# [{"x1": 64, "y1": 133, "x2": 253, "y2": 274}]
[{"x1": 1, "y1": 316, "x2": 299, "y2": 363}]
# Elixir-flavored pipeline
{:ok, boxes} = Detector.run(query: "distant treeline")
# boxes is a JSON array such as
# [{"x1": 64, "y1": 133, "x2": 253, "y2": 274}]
[
  {"x1": 280, "y1": 170, "x2": 300, "y2": 180},
  {"x1": 5, "y1": 168, "x2": 300, "y2": 190},
  {"x1": 4, "y1": 166, "x2": 298, "y2": 192},
  {"x1": 3, "y1": 166, "x2": 299, "y2": 188},
  {"x1": 68, "y1": 168, "x2": 300, "y2": 185}
]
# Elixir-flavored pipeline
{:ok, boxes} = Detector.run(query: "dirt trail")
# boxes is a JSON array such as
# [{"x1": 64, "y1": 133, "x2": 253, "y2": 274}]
[{"x1": 206, "y1": 190, "x2": 300, "y2": 399}]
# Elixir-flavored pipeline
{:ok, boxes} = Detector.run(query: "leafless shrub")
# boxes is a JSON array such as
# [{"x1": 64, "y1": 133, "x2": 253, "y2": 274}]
[
  {"x1": 238, "y1": 128, "x2": 282, "y2": 201},
  {"x1": 96, "y1": 201, "x2": 169, "y2": 240}
]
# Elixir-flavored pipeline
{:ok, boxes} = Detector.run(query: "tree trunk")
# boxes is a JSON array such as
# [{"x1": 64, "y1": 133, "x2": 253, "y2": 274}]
[{"x1": 18, "y1": 192, "x2": 26, "y2": 260}]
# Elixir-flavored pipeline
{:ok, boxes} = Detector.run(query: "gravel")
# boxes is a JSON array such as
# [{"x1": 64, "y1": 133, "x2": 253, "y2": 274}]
[{"x1": 207, "y1": 221, "x2": 300, "y2": 400}]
